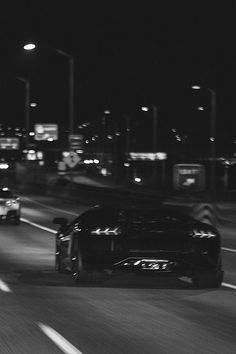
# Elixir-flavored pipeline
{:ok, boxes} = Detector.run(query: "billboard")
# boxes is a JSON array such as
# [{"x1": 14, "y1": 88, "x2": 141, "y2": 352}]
[
  {"x1": 0, "y1": 137, "x2": 20, "y2": 150},
  {"x1": 34, "y1": 124, "x2": 58, "y2": 141},
  {"x1": 173, "y1": 164, "x2": 205, "y2": 191}
]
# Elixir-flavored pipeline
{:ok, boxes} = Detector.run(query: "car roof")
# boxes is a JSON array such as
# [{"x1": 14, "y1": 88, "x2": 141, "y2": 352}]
[{"x1": 86, "y1": 204, "x2": 194, "y2": 221}]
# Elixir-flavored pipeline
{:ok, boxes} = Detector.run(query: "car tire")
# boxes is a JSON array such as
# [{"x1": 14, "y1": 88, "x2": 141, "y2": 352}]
[
  {"x1": 72, "y1": 251, "x2": 105, "y2": 285},
  {"x1": 13, "y1": 217, "x2": 21, "y2": 225},
  {"x1": 192, "y1": 266, "x2": 224, "y2": 289}
]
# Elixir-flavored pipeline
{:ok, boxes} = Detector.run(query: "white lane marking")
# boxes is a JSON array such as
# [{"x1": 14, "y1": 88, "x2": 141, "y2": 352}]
[
  {"x1": 0, "y1": 279, "x2": 12, "y2": 292},
  {"x1": 21, "y1": 218, "x2": 57, "y2": 234},
  {"x1": 22, "y1": 196, "x2": 78, "y2": 216},
  {"x1": 38, "y1": 322, "x2": 83, "y2": 354},
  {"x1": 222, "y1": 282, "x2": 236, "y2": 290},
  {"x1": 222, "y1": 247, "x2": 236, "y2": 253}
]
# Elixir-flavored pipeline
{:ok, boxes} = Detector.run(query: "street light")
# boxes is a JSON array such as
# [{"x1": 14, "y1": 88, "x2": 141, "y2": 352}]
[
  {"x1": 16, "y1": 76, "x2": 30, "y2": 149},
  {"x1": 141, "y1": 104, "x2": 159, "y2": 185},
  {"x1": 141, "y1": 104, "x2": 158, "y2": 153},
  {"x1": 23, "y1": 43, "x2": 75, "y2": 135},
  {"x1": 192, "y1": 85, "x2": 216, "y2": 194}
]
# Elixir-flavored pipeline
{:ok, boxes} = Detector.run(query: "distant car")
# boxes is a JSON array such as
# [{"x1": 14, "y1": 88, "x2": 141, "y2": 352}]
[
  {"x1": 0, "y1": 187, "x2": 21, "y2": 225},
  {"x1": 53, "y1": 204, "x2": 223, "y2": 288}
]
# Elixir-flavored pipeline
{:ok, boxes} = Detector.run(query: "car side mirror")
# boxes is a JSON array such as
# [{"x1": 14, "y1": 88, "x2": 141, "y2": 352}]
[{"x1": 53, "y1": 217, "x2": 68, "y2": 226}]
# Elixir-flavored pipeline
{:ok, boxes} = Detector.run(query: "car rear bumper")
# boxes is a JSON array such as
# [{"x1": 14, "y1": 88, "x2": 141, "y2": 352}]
[{"x1": 84, "y1": 250, "x2": 221, "y2": 276}]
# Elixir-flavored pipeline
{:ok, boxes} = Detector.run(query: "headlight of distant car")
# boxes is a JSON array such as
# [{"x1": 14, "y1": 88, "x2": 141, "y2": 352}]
[
  {"x1": 90, "y1": 226, "x2": 122, "y2": 236},
  {"x1": 189, "y1": 229, "x2": 217, "y2": 239}
]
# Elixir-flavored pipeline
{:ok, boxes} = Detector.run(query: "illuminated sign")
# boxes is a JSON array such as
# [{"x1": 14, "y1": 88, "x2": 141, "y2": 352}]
[
  {"x1": 34, "y1": 124, "x2": 58, "y2": 141},
  {"x1": 0, "y1": 137, "x2": 19, "y2": 150},
  {"x1": 173, "y1": 164, "x2": 205, "y2": 191},
  {"x1": 68, "y1": 134, "x2": 84, "y2": 150},
  {"x1": 129, "y1": 152, "x2": 167, "y2": 161}
]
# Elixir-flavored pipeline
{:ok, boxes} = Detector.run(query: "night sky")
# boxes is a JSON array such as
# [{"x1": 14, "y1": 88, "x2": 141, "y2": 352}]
[{"x1": 0, "y1": 1, "x2": 235, "y2": 153}]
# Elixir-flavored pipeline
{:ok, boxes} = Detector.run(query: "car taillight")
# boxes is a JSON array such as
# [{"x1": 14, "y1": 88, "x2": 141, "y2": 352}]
[
  {"x1": 90, "y1": 227, "x2": 122, "y2": 236},
  {"x1": 190, "y1": 229, "x2": 217, "y2": 239}
]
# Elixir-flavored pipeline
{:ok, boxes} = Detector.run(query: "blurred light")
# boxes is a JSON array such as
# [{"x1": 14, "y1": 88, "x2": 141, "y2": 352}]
[
  {"x1": 30, "y1": 102, "x2": 37, "y2": 107},
  {"x1": 104, "y1": 110, "x2": 111, "y2": 114},
  {"x1": 0, "y1": 163, "x2": 9, "y2": 169},
  {"x1": 141, "y1": 106, "x2": 149, "y2": 112},
  {"x1": 62, "y1": 151, "x2": 70, "y2": 157},
  {"x1": 192, "y1": 85, "x2": 201, "y2": 90},
  {"x1": 107, "y1": 135, "x2": 113, "y2": 140},
  {"x1": 24, "y1": 43, "x2": 36, "y2": 50},
  {"x1": 124, "y1": 162, "x2": 130, "y2": 167},
  {"x1": 197, "y1": 106, "x2": 204, "y2": 111},
  {"x1": 94, "y1": 159, "x2": 99, "y2": 164},
  {"x1": 134, "y1": 177, "x2": 142, "y2": 183},
  {"x1": 47, "y1": 138, "x2": 54, "y2": 141},
  {"x1": 36, "y1": 151, "x2": 43, "y2": 160},
  {"x1": 129, "y1": 152, "x2": 167, "y2": 161},
  {"x1": 210, "y1": 137, "x2": 215, "y2": 142},
  {"x1": 29, "y1": 132, "x2": 35, "y2": 136},
  {"x1": 85, "y1": 140, "x2": 89, "y2": 144},
  {"x1": 100, "y1": 168, "x2": 108, "y2": 176}
]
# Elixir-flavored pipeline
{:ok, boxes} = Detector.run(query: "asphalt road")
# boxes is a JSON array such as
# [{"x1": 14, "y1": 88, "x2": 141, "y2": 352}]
[{"x1": 0, "y1": 193, "x2": 235, "y2": 353}]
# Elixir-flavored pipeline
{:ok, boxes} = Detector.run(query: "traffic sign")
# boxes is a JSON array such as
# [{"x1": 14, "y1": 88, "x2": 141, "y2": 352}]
[
  {"x1": 34, "y1": 124, "x2": 58, "y2": 141},
  {"x1": 173, "y1": 164, "x2": 205, "y2": 191},
  {"x1": 68, "y1": 134, "x2": 84, "y2": 151},
  {"x1": 63, "y1": 151, "x2": 81, "y2": 168}
]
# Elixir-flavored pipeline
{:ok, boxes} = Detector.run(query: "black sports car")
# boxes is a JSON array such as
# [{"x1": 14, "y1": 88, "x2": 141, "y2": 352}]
[{"x1": 53, "y1": 204, "x2": 223, "y2": 288}]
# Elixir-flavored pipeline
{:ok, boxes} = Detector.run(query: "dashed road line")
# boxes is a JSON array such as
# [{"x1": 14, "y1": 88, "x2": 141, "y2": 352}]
[
  {"x1": 22, "y1": 196, "x2": 79, "y2": 216},
  {"x1": 222, "y1": 282, "x2": 236, "y2": 290},
  {"x1": 21, "y1": 218, "x2": 57, "y2": 234},
  {"x1": 222, "y1": 247, "x2": 236, "y2": 253},
  {"x1": 0, "y1": 279, "x2": 12, "y2": 292},
  {"x1": 38, "y1": 322, "x2": 83, "y2": 354}
]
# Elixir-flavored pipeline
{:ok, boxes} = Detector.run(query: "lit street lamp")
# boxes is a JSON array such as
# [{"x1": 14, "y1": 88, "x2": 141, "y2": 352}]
[
  {"x1": 192, "y1": 85, "x2": 216, "y2": 193},
  {"x1": 23, "y1": 43, "x2": 75, "y2": 135},
  {"x1": 141, "y1": 104, "x2": 158, "y2": 153}
]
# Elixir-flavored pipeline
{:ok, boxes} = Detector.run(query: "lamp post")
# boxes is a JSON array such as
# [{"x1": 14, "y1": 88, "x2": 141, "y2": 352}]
[
  {"x1": 141, "y1": 104, "x2": 158, "y2": 185},
  {"x1": 16, "y1": 76, "x2": 30, "y2": 149},
  {"x1": 23, "y1": 43, "x2": 75, "y2": 135},
  {"x1": 192, "y1": 85, "x2": 216, "y2": 194},
  {"x1": 141, "y1": 104, "x2": 158, "y2": 153}
]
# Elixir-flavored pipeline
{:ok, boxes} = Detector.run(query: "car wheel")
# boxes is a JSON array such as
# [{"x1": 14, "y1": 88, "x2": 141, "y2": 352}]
[
  {"x1": 192, "y1": 266, "x2": 224, "y2": 289},
  {"x1": 13, "y1": 217, "x2": 21, "y2": 225},
  {"x1": 72, "y1": 251, "x2": 104, "y2": 285}
]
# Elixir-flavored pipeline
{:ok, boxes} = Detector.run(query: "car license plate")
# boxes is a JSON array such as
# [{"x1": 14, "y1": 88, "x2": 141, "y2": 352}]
[{"x1": 137, "y1": 259, "x2": 171, "y2": 271}]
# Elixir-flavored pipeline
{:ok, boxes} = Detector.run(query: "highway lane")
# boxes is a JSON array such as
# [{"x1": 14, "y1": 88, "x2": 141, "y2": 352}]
[{"x1": 0, "y1": 193, "x2": 235, "y2": 353}]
